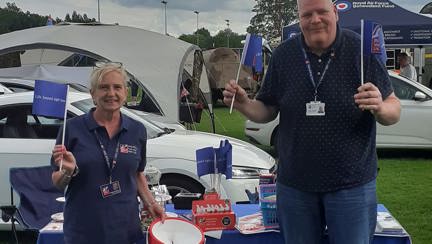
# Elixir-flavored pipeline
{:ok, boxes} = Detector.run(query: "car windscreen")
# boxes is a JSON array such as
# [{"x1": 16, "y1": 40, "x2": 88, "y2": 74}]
[{"x1": 71, "y1": 98, "x2": 165, "y2": 139}]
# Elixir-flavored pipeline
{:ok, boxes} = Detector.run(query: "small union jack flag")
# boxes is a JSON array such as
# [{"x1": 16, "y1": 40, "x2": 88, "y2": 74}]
[
  {"x1": 120, "y1": 145, "x2": 129, "y2": 153},
  {"x1": 102, "y1": 186, "x2": 110, "y2": 197}
]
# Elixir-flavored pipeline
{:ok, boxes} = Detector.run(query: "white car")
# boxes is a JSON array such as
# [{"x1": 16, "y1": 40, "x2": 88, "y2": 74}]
[
  {"x1": 245, "y1": 71, "x2": 432, "y2": 150},
  {"x1": 0, "y1": 78, "x2": 187, "y2": 132},
  {"x1": 0, "y1": 78, "x2": 89, "y2": 93},
  {"x1": 0, "y1": 92, "x2": 275, "y2": 210},
  {"x1": 0, "y1": 84, "x2": 13, "y2": 95}
]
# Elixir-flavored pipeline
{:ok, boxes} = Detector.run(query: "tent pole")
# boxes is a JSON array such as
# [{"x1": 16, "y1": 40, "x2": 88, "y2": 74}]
[{"x1": 419, "y1": 46, "x2": 423, "y2": 83}]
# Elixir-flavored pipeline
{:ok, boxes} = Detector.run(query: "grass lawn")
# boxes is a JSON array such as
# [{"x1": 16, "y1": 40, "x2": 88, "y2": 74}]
[
  {"x1": 377, "y1": 159, "x2": 432, "y2": 244},
  {"x1": 197, "y1": 105, "x2": 432, "y2": 244}
]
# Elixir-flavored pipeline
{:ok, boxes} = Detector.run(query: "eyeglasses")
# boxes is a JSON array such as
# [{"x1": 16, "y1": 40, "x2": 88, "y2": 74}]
[{"x1": 94, "y1": 61, "x2": 123, "y2": 68}]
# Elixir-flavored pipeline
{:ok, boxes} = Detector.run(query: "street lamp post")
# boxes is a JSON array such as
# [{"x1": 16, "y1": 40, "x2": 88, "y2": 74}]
[
  {"x1": 97, "y1": 0, "x2": 100, "y2": 22},
  {"x1": 225, "y1": 19, "x2": 230, "y2": 48},
  {"x1": 194, "y1": 11, "x2": 199, "y2": 46},
  {"x1": 161, "y1": 1, "x2": 168, "y2": 35}
]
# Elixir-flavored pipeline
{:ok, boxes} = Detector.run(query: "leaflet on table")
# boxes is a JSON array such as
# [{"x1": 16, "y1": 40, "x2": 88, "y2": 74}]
[
  {"x1": 375, "y1": 211, "x2": 408, "y2": 236},
  {"x1": 40, "y1": 222, "x2": 63, "y2": 233},
  {"x1": 236, "y1": 212, "x2": 279, "y2": 235}
]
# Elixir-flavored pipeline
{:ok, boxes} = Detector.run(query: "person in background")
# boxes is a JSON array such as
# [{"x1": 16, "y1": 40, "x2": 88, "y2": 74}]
[
  {"x1": 51, "y1": 62, "x2": 165, "y2": 244},
  {"x1": 180, "y1": 78, "x2": 192, "y2": 103},
  {"x1": 398, "y1": 52, "x2": 417, "y2": 82},
  {"x1": 223, "y1": 0, "x2": 401, "y2": 243},
  {"x1": 129, "y1": 81, "x2": 139, "y2": 106}
]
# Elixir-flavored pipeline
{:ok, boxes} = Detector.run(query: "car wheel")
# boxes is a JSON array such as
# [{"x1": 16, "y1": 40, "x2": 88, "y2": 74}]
[{"x1": 160, "y1": 174, "x2": 205, "y2": 199}]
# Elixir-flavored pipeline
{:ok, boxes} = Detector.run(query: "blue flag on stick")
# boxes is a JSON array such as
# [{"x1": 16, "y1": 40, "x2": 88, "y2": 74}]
[
  {"x1": 241, "y1": 33, "x2": 263, "y2": 73},
  {"x1": 196, "y1": 147, "x2": 215, "y2": 177},
  {"x1": 362, "y1": 20, "x2": 387, "y2": 65},
  {"x1": 32, "y1": 80, "x2": 68, "y2": 119},
  {"x1": 216, "y1": 140, "x2": 232, "y2": 179},
  {"x1": 196, "y1": 140, "x2": 232, "y2": 179}
]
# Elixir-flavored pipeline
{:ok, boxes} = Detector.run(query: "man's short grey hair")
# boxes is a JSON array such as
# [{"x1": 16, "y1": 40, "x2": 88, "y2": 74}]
[{"x1": 297, "y1": 0, "x2": 334, "y2": 5}]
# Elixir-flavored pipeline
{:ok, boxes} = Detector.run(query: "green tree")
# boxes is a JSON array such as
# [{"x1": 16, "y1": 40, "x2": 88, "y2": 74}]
[
  {"x1": 247, "y1": 0, "x2": 298, "y2": 42},
  {"x1": 179, "y1": 28, "x2": 214, "y2": 50},
  {"x1": 64, "y1": 13, "x2": 71, "y2": 22},
  {"x1": 0, "y1": 2, "x2": 96, "y2": 36},
  {"x1": 179, "y1": 34, "x2": 196, "y2": 45},
  {"x1": 0, "y1": 2, "x2": 47, "y2": 34},
  {"x1": 83, "y1": 13, "x2": 89, "y2": 22},
  {"x1": 195, "y1": 28, "x2": 213, "y2": 49},
  {"x1": 213, "y1": 29, "x2": 244, "y2": 48},
  {"x1": 5, "y1": 2, "x2": 19, "y2": 12}
]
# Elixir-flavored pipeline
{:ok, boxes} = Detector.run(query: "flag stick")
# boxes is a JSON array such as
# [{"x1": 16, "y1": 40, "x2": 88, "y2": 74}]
[
  {"x1": 229, "y1": 34, "x2": 251, "y2": 114},
  {"x1": 228, "y1": 64, "x2": 243, "y2": 114},
  {"x1": 360, "y1": 19, "x2": 364, "y2": 85},
  {"x1": 59, "y1": 85, "x2": 70, "y2": 171},
  {"x1": 213, "y1": 149, "x2": 218, "y2": 192},
  {"x1": 217, "y1": 140, "x2": 225, "y2": 194}
]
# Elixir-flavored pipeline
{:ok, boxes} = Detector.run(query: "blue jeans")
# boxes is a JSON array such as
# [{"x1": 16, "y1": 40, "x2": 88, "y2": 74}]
[{"x1": 276, "y1": 179, "x2": 377, "y2": 244}]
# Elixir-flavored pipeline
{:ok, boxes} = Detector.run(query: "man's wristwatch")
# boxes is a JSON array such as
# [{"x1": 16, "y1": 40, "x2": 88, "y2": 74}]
[
  {"x1": 61, "y1": 168, "x2": 72, "y2": 178},
  {"x1": 71, "y1": 165, "x2": 79, "y2": 177}
]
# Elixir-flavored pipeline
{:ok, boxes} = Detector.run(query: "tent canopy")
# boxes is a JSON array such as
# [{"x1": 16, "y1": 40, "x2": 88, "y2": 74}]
[
  {"x1": 283, "y1": 0, "x2": 432, "y2": 47},
  {"x1": 0, "y1": 23, "x2": 211, "y2": 122}
]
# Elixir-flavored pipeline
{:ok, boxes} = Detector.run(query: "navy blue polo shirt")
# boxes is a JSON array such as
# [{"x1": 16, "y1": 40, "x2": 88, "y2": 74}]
[
  {"x1": 257, "y1": 27, "x2": 392, "y2": 192},
  {"x1": 51, "y1": 108, "x2": 147, "y2": 244}
]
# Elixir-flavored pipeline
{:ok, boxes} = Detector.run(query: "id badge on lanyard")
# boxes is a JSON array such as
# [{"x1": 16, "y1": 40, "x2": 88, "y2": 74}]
[
  {"x1": 301, "y1": 44, "x2": 332, "y2": 117},
  {"x1": 306, "y1": 101, "x2": 325, "y2": 116}
]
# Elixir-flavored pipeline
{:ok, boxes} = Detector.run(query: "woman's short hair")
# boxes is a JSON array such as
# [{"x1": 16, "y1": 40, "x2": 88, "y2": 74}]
[{"x1": 89, "y1": 62, "x2": 128, "y2": 92}]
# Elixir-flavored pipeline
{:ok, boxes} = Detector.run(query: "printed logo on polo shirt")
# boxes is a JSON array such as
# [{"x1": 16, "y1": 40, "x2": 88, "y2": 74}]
[
  {"x1": 120, "y1": 144, "x2": 137, "y2": 154},
  {"x1": 102, "y1": 186, "x2": 110, "y2": 197},
  {"x1": 336, "y1": 1, "x2": 351, "y2": 12}
]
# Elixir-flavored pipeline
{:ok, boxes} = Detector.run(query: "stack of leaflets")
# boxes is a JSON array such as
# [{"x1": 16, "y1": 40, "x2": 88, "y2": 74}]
[
  {"x1": 376, "y1": 212, "x2": 404, "y2": 234},
  {"x1": 236, "y1": 212, "x2": 279, "y2": 235}
]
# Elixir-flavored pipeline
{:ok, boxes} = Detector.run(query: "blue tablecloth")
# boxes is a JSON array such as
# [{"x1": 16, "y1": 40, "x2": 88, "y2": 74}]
[{"x1": 37, "y1": 204, "x2": 411, "y2": 244}]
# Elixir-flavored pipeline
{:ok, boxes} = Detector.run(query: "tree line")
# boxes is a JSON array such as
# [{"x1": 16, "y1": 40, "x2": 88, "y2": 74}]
[
  {"x1": 0, "y1": 2, "x2": 95, "y2": 35},
  {"x1": 180, "y1": 0, "x2": 299, "y2": 49},
  {"x1": 0, "y1": 1, "x2": 298, "y2": 48}
]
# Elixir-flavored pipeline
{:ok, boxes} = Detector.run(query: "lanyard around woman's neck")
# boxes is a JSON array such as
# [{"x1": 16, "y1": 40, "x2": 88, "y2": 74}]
[{"x1": 94, "y1": 130, "x2": 120, "y2": 183}]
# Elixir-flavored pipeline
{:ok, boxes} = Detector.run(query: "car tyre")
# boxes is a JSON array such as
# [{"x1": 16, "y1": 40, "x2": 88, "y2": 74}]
[{"x1": 160, "y1": 174, "x2": 205, "y2": 199}]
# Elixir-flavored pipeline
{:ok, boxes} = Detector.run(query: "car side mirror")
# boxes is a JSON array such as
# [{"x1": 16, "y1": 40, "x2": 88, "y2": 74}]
[{"x1": 413, "y1": 91, "x2": 427, "y2": 101}]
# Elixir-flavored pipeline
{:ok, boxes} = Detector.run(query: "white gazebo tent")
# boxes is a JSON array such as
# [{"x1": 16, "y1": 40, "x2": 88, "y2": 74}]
[{"x1": 0, "y1": 23, "x2": 212, "y2": 123}]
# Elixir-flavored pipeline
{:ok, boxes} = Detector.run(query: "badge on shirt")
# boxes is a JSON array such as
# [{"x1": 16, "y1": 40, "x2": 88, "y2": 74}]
[
  {"x1": 119, "y1": 144, "x2": 137, "y2": 154},
  {"x1": 306, "y1": 101, "x2": 325, "y2": 116},
  {"x1": 100, "y1": 181, "x2": 121, "y2": 198}
]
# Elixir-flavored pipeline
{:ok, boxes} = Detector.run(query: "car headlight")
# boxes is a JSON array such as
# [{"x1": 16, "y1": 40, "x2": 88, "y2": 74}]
[{"x1": 232, "y1": 166, "x2": 270, "y2": 179}]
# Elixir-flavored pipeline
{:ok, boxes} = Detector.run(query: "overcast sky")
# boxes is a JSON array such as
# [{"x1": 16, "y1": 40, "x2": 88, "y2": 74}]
[{"x1": 0, "y1": 0, "x2": 431, "y2": 37}]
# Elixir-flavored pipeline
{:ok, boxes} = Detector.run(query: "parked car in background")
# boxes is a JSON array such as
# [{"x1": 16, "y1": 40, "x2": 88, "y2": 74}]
[
  {"x1": 0, "y1": 78, "x2": 89, "y2": 93},
  {"x1": 0, "y1": 92, "x2": 275, "y2": 219},
  {"x1": 0, "y1": 78, "x2": 186, "y2": 131},
  {"x1": 0, "y1": 83, "x2": 12, "y2": 95},
  {"x1": 245, "y1": 71, "x2": 432, "y2": 150}
]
